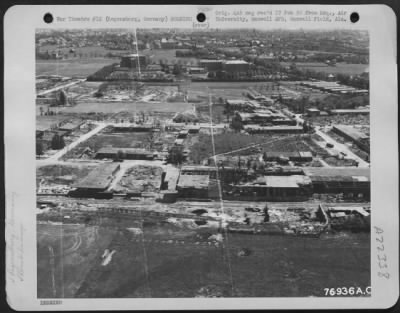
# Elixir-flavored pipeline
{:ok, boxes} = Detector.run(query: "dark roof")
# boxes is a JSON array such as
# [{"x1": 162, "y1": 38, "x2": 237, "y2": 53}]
[
  {"x1": 177, "y1": 175, "x2": 209, "y2": 189},
  {"x1": 303, "y1": 167, "x2": 370, "y2": 181},
  {"x1": 96, "y1": 147, "x2": 152, "y2": 156},
  {"x1": 73, "y1": 163, "x2": 120, "y2": 190}
]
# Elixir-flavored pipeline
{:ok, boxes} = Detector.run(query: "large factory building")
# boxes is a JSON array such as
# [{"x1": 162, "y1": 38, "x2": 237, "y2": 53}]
[{"x1": 120, "y1": 54, "x2": 148, "y2": 69}]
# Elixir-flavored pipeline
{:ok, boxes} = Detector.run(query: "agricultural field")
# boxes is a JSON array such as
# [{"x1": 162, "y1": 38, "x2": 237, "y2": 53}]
[
  {"x1": 37, "y1": 44, "x2": 129, "y2": 56},
  {"x1": 36, "y1": 58, "x2": 117, "y2": 77},
  {"x1": 37, "y1": 220, "x2": 370, "y2": 298},
  {"x1": 189, "y1": 132, "x2": 318, "y2": 164},
  {"x1": 187, "y1": 82, "x2": 258, "y2": 100}
]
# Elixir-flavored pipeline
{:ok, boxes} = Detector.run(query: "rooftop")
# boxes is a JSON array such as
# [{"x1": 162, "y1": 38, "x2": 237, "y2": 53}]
[
  {"x1": 333, "y1": 125, "x2": 369, "y2": 140},
  {"x1": 303, "y1": 167, "x2": 370, "y2": 180},
  {"x1": 73, "y1": 163, "x2": 120, "y2": 190},
  {"x1": 96, "y1": 147, "x2": 153, "y2": 155},
  {"x1": 224, "y1": 60, "x2": 249, "y2": 65},
  {"x1": 177, "y1": 174, "x2": 210, "y2": 189},
  {"x1": 238, "y1": 175, "x2": 311, "y2": 188}
]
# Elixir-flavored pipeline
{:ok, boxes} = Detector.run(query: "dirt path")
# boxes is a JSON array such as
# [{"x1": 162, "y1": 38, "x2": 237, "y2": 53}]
[{"x1": 44, "y1": 123, "x2": 108, "y2": 162}]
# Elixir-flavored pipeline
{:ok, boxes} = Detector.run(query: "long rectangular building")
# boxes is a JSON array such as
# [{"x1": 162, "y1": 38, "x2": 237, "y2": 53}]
[
  {"x1": 245, "y1": 125, "x2": 303, "y2": 134},
  {"x1": 72, "y1": 163, "x2": 120, "y2": 192},
  {"x1": 95, "y1": 148, "x2": 155, "y2": 160}
]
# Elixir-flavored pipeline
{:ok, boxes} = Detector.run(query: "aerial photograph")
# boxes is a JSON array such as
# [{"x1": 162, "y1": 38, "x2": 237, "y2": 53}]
[{"x1": 36, "y1": 28, "x2": 371, "y2": 298}]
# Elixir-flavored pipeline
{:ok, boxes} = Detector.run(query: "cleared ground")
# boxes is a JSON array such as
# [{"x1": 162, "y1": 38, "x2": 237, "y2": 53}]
[
  {"x1": 36, "y1": 58, "x2": 117, "y2": 77},
  {"x1": 36, "y1": 164, "x2": 96, "y2": 187},
  {"x1": 58, "y1": 101, "x2": 192, "y2": 114},
  {"x1": 280, "y1": 62, "x2": 368, "y2": 75},
  {"x1": 37, "y1": 220, "x2": 370, "y2": 298},
  {"x1": 112, "y1": 165, "x2": 163, "y2": 193},
  {"x1": 62, "y1": 130, "x2": 153, "y2": 159}
]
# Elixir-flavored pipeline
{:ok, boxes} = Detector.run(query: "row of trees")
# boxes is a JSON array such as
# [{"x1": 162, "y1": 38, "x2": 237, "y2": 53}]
[{"x1": 36, "y1": 133, "x2": 65, "y2": 156}]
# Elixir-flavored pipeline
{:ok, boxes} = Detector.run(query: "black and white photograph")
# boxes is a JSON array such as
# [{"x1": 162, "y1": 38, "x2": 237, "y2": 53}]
[
  {"x1": 35, "y1": 26, "x2": 372, "y2": 298},
  {"x1": 4, "y1": 4, "x2": 398, "y2": 310}
]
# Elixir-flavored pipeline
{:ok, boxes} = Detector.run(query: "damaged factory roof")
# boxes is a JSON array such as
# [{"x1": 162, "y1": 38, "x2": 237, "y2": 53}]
[
  {"x1": 240, "y1": 175, "x2": 312, "y2": 188},
  {"x1": 177, "y1": 174, "x2": 210, "y2": 189}
]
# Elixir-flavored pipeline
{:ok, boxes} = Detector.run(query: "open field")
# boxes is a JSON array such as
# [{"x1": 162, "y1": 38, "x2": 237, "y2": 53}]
[
  {"x1": 113, "y1": 165, "x2": 163, "y2": 193},
  {"x1": 58, "y1": 101, "x2": 192, "y2": 114},
  {"x1": 37, "y1": 164, "x2": 96, "y2": 187},
  {"x1": 37, "y1": 220, "x2": 370, "y2": 298},
  {"x1": 37, "y1": 223, "x2": 117, "y2": 298},
  {"x1": 189, "y1": 133, "x2": 317, "y2": 163},
  {"x1": 280, "y1": 62, "x2": 368, "y2": 75},
  {"x1": 37, "y1": 115, "x2": 71, "y2": 130},
  {"x1": 37, "y1": 58, "x2": 117, "y2": 77},
  {"x1": 141, "y1": 49, "x2": 198, "y2": 65},
  {"x1": 62, "y1": 130, "x2": 153, "y2": 159},
  {"x1": 37, "y1": 45, "x2": 129, "y2": 56}
]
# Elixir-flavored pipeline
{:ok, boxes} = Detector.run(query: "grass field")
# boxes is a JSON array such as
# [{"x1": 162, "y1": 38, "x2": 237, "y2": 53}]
[
  {"x1": 141, "y1": 49, "x2": 198, "y2": 65},
  {"x1": 58, "y1": 101, "x2": 192, "y2": 114},
  {"x1": 36, "y1": 164, "x2": 96, "y2": 187},
  {"x1": 62, "y1": 130, "x2": 153, "y2": 159},
  {"x1": 37, "y1": 223, "x2": 117, "y2": 298},
  {"x1": 37, "y1": 220, "x2": 370, "y2": 298},
  {"x1": 38, "y1": 45, "x2": 129, "y2": 56},
  {"x1": 36, "y1": 58, "x2": 117, "y2": 77},
  {"x1": 280, "y1": 62, "x2": 368, "y2": 75},
  {"x1": 189, "y1": 133, "x2": 312, "y2": 163}
]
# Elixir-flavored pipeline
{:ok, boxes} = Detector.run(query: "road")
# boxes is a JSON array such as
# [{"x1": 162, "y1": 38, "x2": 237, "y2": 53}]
[
  {"x1": 37, "y1": 79, "x2": 86, "y2": 96},
  {"x1": 43, "y1": 122, "x2": 108, "y2": 162},
  {"x1": 314, "y1": 127, "x2": 370, "y2": 168},
  {"x1": 37, "y1": 196, "x2": 370, "y2": 211}
]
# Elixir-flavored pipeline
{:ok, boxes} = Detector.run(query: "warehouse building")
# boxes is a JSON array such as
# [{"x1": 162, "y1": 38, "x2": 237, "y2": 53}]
[
  {"x1": 199, "y1": 59, "x2": 223, "y2": 72},
  {"x1": 70, "y1": 163, "x2": 120, "y2": 197},
  {"x1": 264, "y1": 151, "x2": 313, "y2": 162},
  {"x1": 95, "y1": 148, "x2": 155, "y2": 160},
  {"x1": 120, "y1": 54, "x2": 148, "y2": 69},
  {"x1": 176, "y1": 174, "x2": 210, "y2": 198},
  {"x1": 332, "y1": 125, "x2": 370, "y2": 153},
  {"x1": 329, "y1": 108, "x2": 370, "y2": 115},
  {"x1": 245, "y1": 125, "x2": 303, "y2": 134},
  {"x1": 180, "y1": 165, "x2": 246, "y2": 184},
  {"x1": 303, "y1": 167, "x2": 370, "y2": 199},
  {"x1": 226, "y1": 99, "x2": 261, "y2": 111},
  {"x1": 226, "y1": 175, "x2": 313, "y2": 201},
  {"x1": 306, "y1": 108, "x2": 320, "y2": 117},
  {"x1": 222, "y1": 60, "x2": 250, "y2": 73}
]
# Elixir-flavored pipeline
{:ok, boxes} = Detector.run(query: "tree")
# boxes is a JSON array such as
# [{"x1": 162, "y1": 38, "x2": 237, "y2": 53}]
[
  {"x1": 116, "y1": 150, "x2": 125, "y2": 160},
  {"x1": 263, "y1": 152, "x2": 268, "y2": 162},
  {"x1": 263, "y1": 204, "x2": 270, "y2": 222},
  {"x1": 166, "y1": 146, "x2": 185, "y2": 165},
  {"x1": 51, "y1": 133, "x2": 65, "y2": 150},
  {"x1": 58, "y1": 90, "x2": 68, "y2": 106},
  {"x1": 246, "y1": 158, "x2": 252, "y2": 170},
  {"x1": 223, "y1": 102, "x2": 232, "y2": 123},
  {"x1": 172, "y1": 64, "x2": 182, "y2": 76},
  {"x1": 230, "y1": 114, "x2": 243, "y2": 132},
  {"x1": 36, "y1": 141, "x2": 44, "y2": 157}
]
